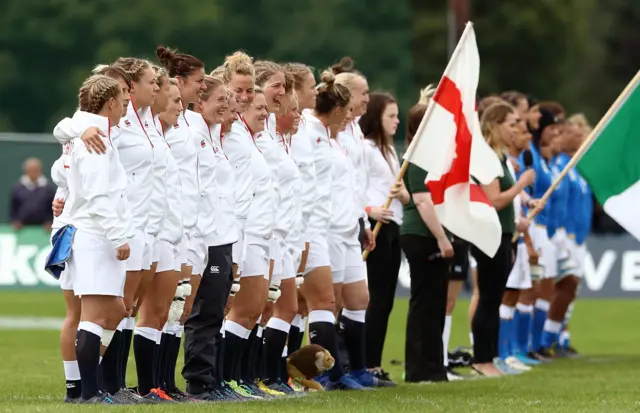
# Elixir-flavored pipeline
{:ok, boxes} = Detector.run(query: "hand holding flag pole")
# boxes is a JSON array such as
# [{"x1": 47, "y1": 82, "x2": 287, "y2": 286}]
[
  {"x1": 512, "y1": 69, "x2": 640, "y2": 242},
  {"x1": 363, "y1": 22, "x2": 503, "y2": 260}
]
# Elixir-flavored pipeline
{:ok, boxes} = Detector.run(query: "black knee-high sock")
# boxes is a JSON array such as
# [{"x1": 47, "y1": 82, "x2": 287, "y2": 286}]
[
  {"x1": 222, "y1": 329, "x2": 247, "y2": 382},
  {"x1": 167, "y1": 329, "x2": 182, "y2": 389},
  {"x1": 254, "y1": 327, "x2": 265, "y2": 381},
  {"x1": 287, "y1": 315, "x2": 304, "y2": 355},
  {"x1": 153, "y1": 342, "x2": 162, "y2": 389},
  {"x1": 263, "y1": 320, "x2": 289, "y2": 384},
  {"x1": 133, "y1": 328, "x2": 158, "y2": 396},
  {"x1": 242, "y1": 326, "x2": 259, "y2": 383},
  {"x1": 119, "y1": 321, "x2": 134, "y2": 388},
  {"x1": 308, "y1": 311, "x2": 344, "y2": 381},
  {"x1": 279, "y1": 349, "x2": 289, "y2": 383},
  {"x1": 339, "y1": 311, "x2": 366, "y2": 372},
  {"x1": 158, "y1": 330, "x2": 173, "y2": 390},
  {"x1": 101, "y1": 329, "x2": 122, "y2": 394},
  {"x1": 76, "y1": 324, "x2": 102, "y2": 400}
]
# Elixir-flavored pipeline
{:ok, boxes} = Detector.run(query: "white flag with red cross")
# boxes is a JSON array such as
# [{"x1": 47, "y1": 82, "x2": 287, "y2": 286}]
[{"x1": 403, "y1": 23, "x2": 503, "y2": 257}]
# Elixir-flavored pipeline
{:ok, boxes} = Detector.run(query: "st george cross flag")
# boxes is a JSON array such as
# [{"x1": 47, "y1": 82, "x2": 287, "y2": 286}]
[{"x1": 403, "y1": 23, "x2": 503, "y2": 257}]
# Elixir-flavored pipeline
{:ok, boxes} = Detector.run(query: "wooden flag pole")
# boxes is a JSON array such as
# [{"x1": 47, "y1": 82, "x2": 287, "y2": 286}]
[
  {"x1": 512, "y1": 69, "x2": 640, "y2": 242},
  {"x1": 362, "y1": 22, "x2": 475, "y2": 261}
]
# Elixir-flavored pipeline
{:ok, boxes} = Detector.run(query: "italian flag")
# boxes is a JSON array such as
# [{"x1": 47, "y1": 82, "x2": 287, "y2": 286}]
[
  {"x1": 577, "y1": 72, "x2": 640, "y2": 241},
  {"x1": 403, "y1": 23, "x2": 504, "y2": 257}
]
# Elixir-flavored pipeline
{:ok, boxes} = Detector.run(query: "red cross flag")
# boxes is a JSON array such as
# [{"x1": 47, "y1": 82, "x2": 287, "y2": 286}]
[{"x1": 403, "y1": 23, "x2": 503, "y2": 257}]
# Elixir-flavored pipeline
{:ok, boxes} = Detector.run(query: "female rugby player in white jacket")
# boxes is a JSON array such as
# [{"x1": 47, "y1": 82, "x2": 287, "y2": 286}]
[
  {"x1": 156, "y1": 46, "x2": 206, "y2": 322},
  {"x1": 283, "y1": 63, "x2": 318, "y2": 360},
  {"x1": 333, "y1": 64, "x2": 371, "y2": 246},
  {"x1": 261, "y1": 89, "x2": 304, "y2": 394},
  {"x1": 56, "y1": 75, "x2": 130, "y2": 404},
  {"x1": 250, "y1": 61, "x2": 296, "y2": 396},
  {"x1": 183, "y1": 75, "x2": 241, "y2": 401},
  {"x1": 50, "y1": 64, "x2": 132, "y2": 404},
  {"x1": 297, "y1": 71, "x2": 365, "y2": 391},
  {"x1": 52, "y1": 58, "x2": 161, "y2": 401},
  {"x1": 224, "y1": 87, "x2": 275, "y2": 399},
  {"x1": 152, "y1": 78, "x2": 190, "y2": 400}
]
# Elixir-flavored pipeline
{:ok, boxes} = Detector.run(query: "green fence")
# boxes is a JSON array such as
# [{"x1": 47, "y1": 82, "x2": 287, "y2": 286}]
[{"x1": 0, "y1": 225, "x2": 57, "y2": 289}]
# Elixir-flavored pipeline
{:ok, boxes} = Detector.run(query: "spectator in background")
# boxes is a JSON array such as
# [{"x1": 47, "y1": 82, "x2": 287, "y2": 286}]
[{"x1": 9, "y1": 157, "x2": 55, "y2": 231}]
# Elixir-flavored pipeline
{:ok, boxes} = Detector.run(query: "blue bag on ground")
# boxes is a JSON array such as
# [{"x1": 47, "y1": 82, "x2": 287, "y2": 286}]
[{"x1": 45, "y1": 225, "x2": 77, "y2": 280}]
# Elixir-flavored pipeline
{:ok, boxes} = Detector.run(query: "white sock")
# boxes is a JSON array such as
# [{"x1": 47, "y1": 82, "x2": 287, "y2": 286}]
[
  {"x1": 442, "y1": 315, "x2": 452, "y2": 367},
  {"x1": 469, "y1": 332, "x2": 474, "y2": 346},
  {"x1": 63, "y1": 360, "x2": 81, "y2": 381},
  {"x1": 499, "y1": 305, "x2": 516, "y2": 320},
  {"x1": 543, "y1": 319, "x2": 563, "y2": 334}
]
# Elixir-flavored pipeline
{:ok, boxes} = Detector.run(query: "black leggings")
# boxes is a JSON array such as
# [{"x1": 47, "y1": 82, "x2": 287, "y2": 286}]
[
  {"x1": 364, "y1": 220, "x2": 401, "y2": 368},
  {"x1": 471, "y1": 234, "x2": 513, "y2": 363},
  {"x1": 401, "y1": 235, "x2": 448, "y2": 382}
]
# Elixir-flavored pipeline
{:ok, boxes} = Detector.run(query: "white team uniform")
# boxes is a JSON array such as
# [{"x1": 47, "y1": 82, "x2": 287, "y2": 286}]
[
  {"x1": 297, "y1": 112, "x2": 333, "y2": 273},
  {"x1": 165, "y1": 111, "x2": 199, "y2": 273},
  {"x1": 236, "y1": 116, "x2": 275, "y2": 278},
  {"x1": 146, "y1": 114, "x2": 168, "y2": 270},
  {"x1": 221, "y1": 120, "x2": 254, "y2": 266},
  {"x1": 255, "y1": 114, "x2": 299, "y2": 282},
  {"x1": 328, "y1": 134, "x2": 365, "y2": 284},
  {"x1": 153, "y1": 116, "x2": 184, "y2": 273},
  {"x1": 289, "y1": 111, "x2": 317, "y2": 272},
  {"x1": 506, "y1": 160, "x2": 532, "y2": 289},
  {"x1": 187, "y1": 111, "x2": 239, "y2": 275},
  {"x1": 50, "y1": 157, "x2": 73, "y2": 291},
  {"x1": 55, "y1": 111, "x2": 133, "y2": 297},
  {"x1": 114, "y1": 103, "x2": 155, "y2": 271},
  {"x1": 337, "y1": 119, "x2": 369, "y2": 226}
]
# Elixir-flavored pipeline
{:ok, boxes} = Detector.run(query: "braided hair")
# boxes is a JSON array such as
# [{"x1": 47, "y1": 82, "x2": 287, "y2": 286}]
[{"x1": 78, "y1": 75, "x2": 121, "y2": 115}]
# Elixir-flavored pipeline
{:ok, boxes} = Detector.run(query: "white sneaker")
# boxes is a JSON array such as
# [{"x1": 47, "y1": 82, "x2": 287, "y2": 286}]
[
  {"x1": 505, "y1": 356, "x2": 532, "y2": 371},
  {"x1": 446, "y1": 370, "x2": 465, "y2": 381}
]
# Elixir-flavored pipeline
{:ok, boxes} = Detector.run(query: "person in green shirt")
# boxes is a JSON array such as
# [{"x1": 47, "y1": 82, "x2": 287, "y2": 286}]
[
  {"x1": 400, "y1": 103, "x2": 454, "y2": 383},
  {"x1": 470, "y1": 102, "x2": 535, "y2": 377}
]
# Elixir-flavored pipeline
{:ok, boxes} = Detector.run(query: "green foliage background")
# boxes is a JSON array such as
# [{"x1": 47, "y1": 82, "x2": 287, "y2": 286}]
[{"x1": 0, "y1": 0, "x2": 637, "y2": 134}]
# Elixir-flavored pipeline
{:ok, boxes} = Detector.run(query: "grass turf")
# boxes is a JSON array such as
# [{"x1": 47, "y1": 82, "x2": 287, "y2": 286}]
[{"x1": 0, "y1": 292, "x2": 638, "y2": 412}]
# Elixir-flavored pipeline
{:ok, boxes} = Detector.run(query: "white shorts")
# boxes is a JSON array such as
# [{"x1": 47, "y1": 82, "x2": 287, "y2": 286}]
[
  {"x1": 50, "y1": 229, "x2": 73, "y2": 291},
  {"x1": 530, "y1": 224, "x2": 557, "y2": 279},
  {"x1": 145, "y1": 233, "x2": 155, "y2": 265},
  {"x1": 329, "y1": 233, "x2": 365, "y2": 284},
  {"x1": 187, "y1": 236, "x2": 207, "y2": 276},
  {"x1": 272, "y1": 248, "x2": 296, "y2": 283},
  {"x1": 269, "y1": 238, "x2": 284, "y2": 277},
  {"x1": 506, "y1": 242, "x2": 532, "y2": 290},
  {"x1": 178, "y1": 233, "x2": 188, "y2": 270},
  {"x1": 240, "y1": 235, "x2": 270, "y2": 279},
  {"x1": 154, "y1": 239, "x2": 177, "y2": 273},
  {"x1": 565, "y1": 237, "x2": 586, "y2": 278},
  {"x1": 125, "y1": 229, "x2": 152, "y2": 272},
  {"x1": 304, "y1": 235, "x2": 331, "y2": 274},
  {"x1": 232, "y1": 229, "x2": 245, "y2": 265},
  {"x1": 69, "y1": 231, "x2": 126, "y2": 297}
]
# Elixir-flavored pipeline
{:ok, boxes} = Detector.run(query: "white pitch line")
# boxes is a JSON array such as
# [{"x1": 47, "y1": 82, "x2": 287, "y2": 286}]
[{"x1": 0, "y1": 316, "x2": 63, "y2": 330}]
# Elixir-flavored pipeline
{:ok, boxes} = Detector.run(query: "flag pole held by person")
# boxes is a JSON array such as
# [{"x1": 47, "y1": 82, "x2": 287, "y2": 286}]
[
  {"x1": 514, "y1": 69, "x2": 640, "y2": 242},
  {"x1": 363, "y1": 22, "x2": 503, "y2": 260}
]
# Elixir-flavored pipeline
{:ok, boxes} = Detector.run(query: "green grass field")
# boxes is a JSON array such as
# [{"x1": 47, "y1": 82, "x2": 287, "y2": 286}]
[{"x1": 0, "y1": 292, "x2": 638, "y2": 412}]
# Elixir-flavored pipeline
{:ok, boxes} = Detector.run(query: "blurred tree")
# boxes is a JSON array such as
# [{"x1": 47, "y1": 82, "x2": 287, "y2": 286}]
[{"x1": 0, "y1": 0, "x2": 637, "y2": 134}]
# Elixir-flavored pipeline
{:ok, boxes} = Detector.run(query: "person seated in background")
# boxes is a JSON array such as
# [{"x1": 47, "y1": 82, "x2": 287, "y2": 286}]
[{"x1": 9, "y1": 157, "x2": 55, "y2": 231}]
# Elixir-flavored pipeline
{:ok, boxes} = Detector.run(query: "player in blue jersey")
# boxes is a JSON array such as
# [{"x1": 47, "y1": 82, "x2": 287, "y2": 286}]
[
  {"x1": 517, "y1": 108, "x2": 558, "y2": 361},
  {"x1": 538, "y1": 121, "x2": 578, "y2": 357}
]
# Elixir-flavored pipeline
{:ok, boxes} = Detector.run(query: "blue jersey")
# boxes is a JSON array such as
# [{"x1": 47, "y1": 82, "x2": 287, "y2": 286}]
[
  {"x1": 574, "y1": 173, "x2": 593, "y2": 245},
  {"x1": 520, "y1": 143, "x2": 553, "y2": 227},
  {"x1": 564, "y1": 162, "x2": 582, "y2": 237},
  {"x1": 547, "y1": 154, "x2": 570, "y2": 238}
]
